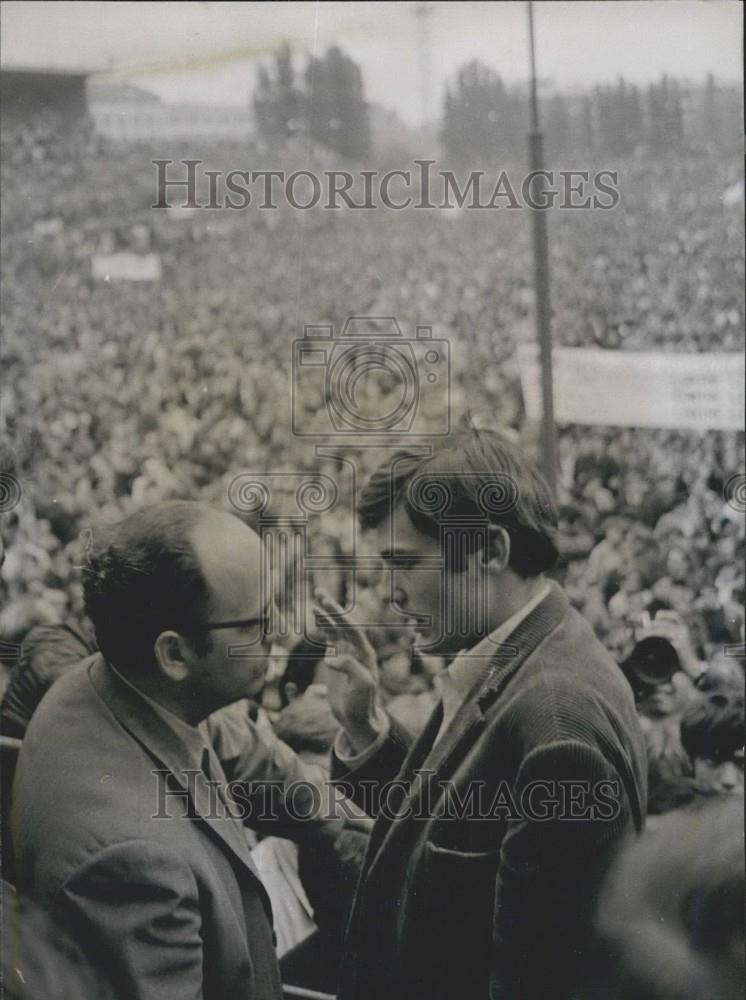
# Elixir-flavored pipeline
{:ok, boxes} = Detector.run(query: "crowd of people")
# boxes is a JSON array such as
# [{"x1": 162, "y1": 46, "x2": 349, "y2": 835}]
[
  {"x1": 2, "y1": 106, "x2": 744, "y2": 783},
  {"x1": 1, "y1": 101, "x2": 744, "y2": 998}
]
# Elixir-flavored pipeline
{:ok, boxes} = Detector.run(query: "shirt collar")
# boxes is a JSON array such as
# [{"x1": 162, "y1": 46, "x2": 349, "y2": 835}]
[
  {"x1": 107, "y1": 662, "x2": 210, "y2": 771},
  {"x1": 442, "y1": 581, "x2": 552, "y2": 704}
]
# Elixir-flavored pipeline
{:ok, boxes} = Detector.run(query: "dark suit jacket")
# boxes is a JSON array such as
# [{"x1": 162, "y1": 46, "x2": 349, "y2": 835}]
[
  {"x1": 333, "y1": 583, "x2": 647, "y2": 1000},
  {"x1": 10, "y1": 654, "x2": 349, "y2": 1000}
]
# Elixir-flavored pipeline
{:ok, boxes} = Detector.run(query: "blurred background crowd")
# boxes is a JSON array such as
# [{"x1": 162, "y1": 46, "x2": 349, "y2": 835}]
[
  {"x1": 1, "y1": 70, "x2": 744, "y2": 819},
  {"x1": 0, "y1": 14, "x2": 744, "y2": 996}
]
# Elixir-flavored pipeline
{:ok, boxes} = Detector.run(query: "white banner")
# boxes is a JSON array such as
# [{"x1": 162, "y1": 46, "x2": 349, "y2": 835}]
[
  {"x1": 92, "y1": 252, "x2": 161, "y2": 282},
  {"x1": 518, "y1": 345, "x2": 745, "y2": 431}
]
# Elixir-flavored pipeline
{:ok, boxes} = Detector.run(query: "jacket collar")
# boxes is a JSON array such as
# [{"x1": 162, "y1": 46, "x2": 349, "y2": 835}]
[
  {"x1": 421, "y1": 581, "x2": 568, "y2": 777},
  {"x1": 106, "y1": 660, "x2": 209, "y2": 771},
  {"x1": 87, "y1": 655, "x2": 268, "y2": 896}
]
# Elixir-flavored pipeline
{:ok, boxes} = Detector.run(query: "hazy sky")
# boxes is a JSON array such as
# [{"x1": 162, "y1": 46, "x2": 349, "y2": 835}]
[{"x1": 1, "y1": 1, "x2": 742, "y2": 124}]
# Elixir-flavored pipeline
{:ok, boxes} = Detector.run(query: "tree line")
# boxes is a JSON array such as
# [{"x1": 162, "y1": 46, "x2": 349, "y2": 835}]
[
  {"x1": 253, "y1": 44, "x2": 741, "y2": 163},
  {"x1": 253, "y1": 43, "x2": 371, "y2": 159}
]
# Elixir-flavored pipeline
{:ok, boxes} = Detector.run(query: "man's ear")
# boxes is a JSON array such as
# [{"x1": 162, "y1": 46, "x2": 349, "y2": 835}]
[
  {"x1": 153, "y1": 630, "x2": 192, "y2": 683},
  {"x1": 481, "y1": 525, "x2": 511, "y2": 572}
]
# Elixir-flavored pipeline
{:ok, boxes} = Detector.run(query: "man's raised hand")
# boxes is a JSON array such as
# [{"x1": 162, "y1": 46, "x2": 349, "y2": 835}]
[{"x1": 314, "y1": 588, "x2": 386, "y2": 754}]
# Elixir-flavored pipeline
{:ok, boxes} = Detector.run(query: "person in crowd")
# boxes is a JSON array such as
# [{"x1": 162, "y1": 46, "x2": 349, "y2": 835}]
[
  {"x1": 3, "y1": 116, "x2": 743, "y2": 681},
  {"x1": 273, "y1": 635, "x2": 338, "y2": 765},
  {"x1": 320, "y1": 429, "x2": 647, "y2": 1000},
  {"x1": 0, "y1": 619, "x2": 96, "y2": 739},
  {"x1": 279, "y1": 634, "x2": 329, "y2": 703},
  {"x1": 620, "y1": 608, "x2": 702, "y2": 811},
  {"x1": 592, "y1": 798, "x2": 744, "y2": 1000},
  {"x1": 680, "y1": 675, "x2": 744, "y2": 796},
  {"x1": 2, "y1": 101, "x2": 743, "y2": 1000},
  {"x1": 11, "y1": 500, "x2": 366, "y2": 1000},
  {"x1": 2, "y1": 891, "x2": 115, "y2": 1000},
  {"x1": 262, "y1": 636, "x2": 368, "y2": 995},
  {"x1": 254, "y1": 635, "x2": 332, "y2": 963}
]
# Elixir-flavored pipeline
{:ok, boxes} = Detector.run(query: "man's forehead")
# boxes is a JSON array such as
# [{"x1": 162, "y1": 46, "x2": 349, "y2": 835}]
[
  {"x1": 192, "y1": 511, "x2": 264, "y2": 610},
  {"x1": 193, "y1": 508, "x2": 259, "y2": 552},
  {"x1": 375, "y1": 500, "x2": 437, "y2": 554}
]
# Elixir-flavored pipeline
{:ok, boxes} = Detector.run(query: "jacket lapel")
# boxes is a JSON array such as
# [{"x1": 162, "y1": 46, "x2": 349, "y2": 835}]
[
  {"x1": 88, "y1": 656, "x2": 267, "y2": 895},
  {"x1": 366, "y1": 583, "x2": 569, "y2": 870},
  {"x1": 474, "y1": 582, "x2": 568, "y2": 713}
]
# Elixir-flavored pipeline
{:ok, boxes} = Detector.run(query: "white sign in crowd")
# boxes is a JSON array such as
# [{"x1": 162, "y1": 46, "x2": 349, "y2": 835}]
[
  {"x1": 91, "y1": 253, "x2": 162, "y2": 283},
  {"x1": 518, "y1": 345, "x2": 745, "y2": 431}
]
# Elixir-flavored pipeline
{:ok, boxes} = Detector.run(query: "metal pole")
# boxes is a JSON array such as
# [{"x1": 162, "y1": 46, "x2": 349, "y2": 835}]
[
  {"x1": 414, "y1": 3, "x2": 434, "y2": 126},
  {"x1": 526, "y1": 1, "x2": 557, "y2": 497}
]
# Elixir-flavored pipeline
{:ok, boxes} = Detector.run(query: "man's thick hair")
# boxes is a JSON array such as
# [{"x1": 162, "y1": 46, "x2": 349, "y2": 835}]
[
  {"x1": 82, "y1": 501, "x2": 213, "y2": 674},
  {"x1": 357, "y1": 430, "x2": 558, "y2": 577}
]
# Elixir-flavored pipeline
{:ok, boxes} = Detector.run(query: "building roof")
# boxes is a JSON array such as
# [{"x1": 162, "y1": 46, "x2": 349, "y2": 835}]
[{"x1": 0, "y1": 64, "x2": 96, "y2": 78}]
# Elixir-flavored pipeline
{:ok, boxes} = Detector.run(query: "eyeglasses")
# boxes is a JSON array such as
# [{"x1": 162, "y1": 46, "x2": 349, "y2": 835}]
[
  {"x1": 175, "y1": 608, "x2": 273, "y2": 635},
  {"x1": 204, "y1": 615, "x2": 270, "y2": 632}
]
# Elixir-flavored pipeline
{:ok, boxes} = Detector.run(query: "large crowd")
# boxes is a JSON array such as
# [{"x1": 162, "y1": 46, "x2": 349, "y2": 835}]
[
  {"x1": 1, "y1": 92, "x2": 744, "y2": 1000},
  {"x1": 1, "y1": 108, "x2": 744, "y2": 799}
]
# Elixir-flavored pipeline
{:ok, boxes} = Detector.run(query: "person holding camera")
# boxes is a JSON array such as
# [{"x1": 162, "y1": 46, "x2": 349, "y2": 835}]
[{"x1": 620, "y1": 607, "x2": 705, "y2": 815}]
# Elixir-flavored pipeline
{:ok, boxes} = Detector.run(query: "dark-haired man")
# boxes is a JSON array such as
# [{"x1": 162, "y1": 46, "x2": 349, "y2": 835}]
[
  {"x1": 320, "y1": 431, "x2": 648, "y2": 1000},
  {"x1": 11, "y1": 501, "x2": 366, "y2": 1000}
]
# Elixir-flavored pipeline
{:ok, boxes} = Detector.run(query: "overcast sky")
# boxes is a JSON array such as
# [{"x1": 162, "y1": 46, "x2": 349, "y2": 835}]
[{"x1": 1, "y1": 1, "x2": 742, "y2": 124}]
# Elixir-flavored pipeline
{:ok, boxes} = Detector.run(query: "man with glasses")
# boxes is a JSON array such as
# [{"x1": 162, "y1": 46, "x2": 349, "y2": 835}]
[{"x1": 10, "y1": 500, "x2": 362, "y2": 1000}]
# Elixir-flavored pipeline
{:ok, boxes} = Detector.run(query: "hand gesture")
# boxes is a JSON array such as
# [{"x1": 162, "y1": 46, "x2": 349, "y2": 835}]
[{"x1": 314, "y1": 588, "x2": 384, "y2": 753}]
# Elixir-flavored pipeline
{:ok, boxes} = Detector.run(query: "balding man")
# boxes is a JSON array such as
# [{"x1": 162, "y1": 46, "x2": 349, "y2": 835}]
[{"x1": 11, "y1": 501, "x2": 362, "y2": 1000}]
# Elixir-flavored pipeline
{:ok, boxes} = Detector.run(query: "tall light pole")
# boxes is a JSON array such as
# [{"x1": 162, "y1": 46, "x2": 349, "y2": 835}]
[
  {"x1": 527, "y1": 1, "x2": 557, "y2": 496},
  {"x1": 413, "y1": 3, "x2": 434, "y2": 126}
]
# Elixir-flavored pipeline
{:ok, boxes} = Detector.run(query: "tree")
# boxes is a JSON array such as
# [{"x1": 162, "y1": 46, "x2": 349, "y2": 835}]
[
  {"x1": 593, "y1": 77, "x2": 644, "y2": 156},
  {"x1": 253, "y1": 43, "x2": 302, "y2": 146},
  {"x1": 647, "y1": 75, "x2": 684, "y2": 151},
  {"x1": 580, "y1": 94, "x2": 595, "y2": 153},
  {"x1": 546, "y1": 92, "x2": 572, "y2": 158},
  {"x1": 441, "y1": 60, "x2": 523, "y2": 167},
  {"x1": 304, "y1": 46, "x2": 370, "y2": 160},
  {"x1": 702, "y1": 73, "x2": 719, "y2": 144}
]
